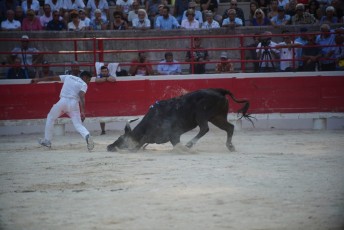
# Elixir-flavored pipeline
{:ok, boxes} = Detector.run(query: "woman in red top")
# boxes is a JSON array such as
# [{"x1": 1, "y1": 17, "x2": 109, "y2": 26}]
[{"x1": 22, "y1": 9, "x2": 42, "y2": 31}]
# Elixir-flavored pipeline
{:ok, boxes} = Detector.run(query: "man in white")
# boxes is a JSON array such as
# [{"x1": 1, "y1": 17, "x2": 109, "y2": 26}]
[
  {"x1": 157, "y1": 52, "x2": 182, "y2": 75},
  {"x1": 21, "y1": 0, "x2": 40, "y2": 14},
  {"x1": 132, "y1": 9, "x2": 150, "y2": 29},
  {"x1": 181, "y1": 1, "x2": 203, "y2": 23},
  {"x1": 201, "y1": 10, "x2": 220, "y2": 29},
  {"x1": 40, "y1": 4, "x2": 52, "y2": 29},
  {"x1": 45, "y1": 0, "x2": 63, "y2": 12},
  {"x1": 256, "y1": 31, "x2": 280, "y2": 72},
  {"x1": 1, "y1": 10, "x2": 21, "y2": 31},
  {"x1": 32, "y1": 71, "x2": 94, "y2": 151}
]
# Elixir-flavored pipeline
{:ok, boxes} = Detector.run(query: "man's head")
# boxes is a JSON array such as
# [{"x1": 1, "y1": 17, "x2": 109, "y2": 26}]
[
  {"x1": 26, "y1": 9, "x2": 35, "y2": 20},
  {"x1": 320, "y1": 23, "x2": 331, "y2": 38},
  {"x1": 138, "y1": 9, "x2": 146, "y2": 19},
  {"x1": 100, "y1": 65, "x2": 109, "y2": 77},
  {"x1": 138, "y1": 52, "x2": 147, "y2": 62},
  {"x1": 6, "y1": 10, "x2": 15, "y2": 21},
  {"x1": 71, "y1": 61, "x2": 80, "y2": 75},
  {"x1": 80, "y1": 71, "x2": 92, "y2": 84},
  {"x1": 162, "y1": 6, "x2": 170, "y2": 18},
  {"x1": 295, "y1": 3, "x2": 305, "y2": 15},
  {"x1": 164, "y1": 52, "x2": 173, "y2": 62},
  {"x1": 228, "y1": 9, "x2": 236, "y2": 19},
  {"x1": 230, "y1": 0, "x2": 238, "y2": 9},
  {"x1": 21, "y1": 35, "x2": 29, "y2": 49}
]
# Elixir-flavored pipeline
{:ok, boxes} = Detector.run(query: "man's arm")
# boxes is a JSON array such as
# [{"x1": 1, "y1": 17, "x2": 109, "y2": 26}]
[
  {"x1": 79, "y1": 90, "x2": 86, "y2": 122},
  {"x1": 31, "y1": 76, "x2": 61, "y2": 83}
]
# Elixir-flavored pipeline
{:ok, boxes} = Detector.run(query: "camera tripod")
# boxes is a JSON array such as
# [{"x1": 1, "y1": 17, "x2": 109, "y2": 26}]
[{"x1": 258, "y1": 48, "x2": 275, "y2": 72}]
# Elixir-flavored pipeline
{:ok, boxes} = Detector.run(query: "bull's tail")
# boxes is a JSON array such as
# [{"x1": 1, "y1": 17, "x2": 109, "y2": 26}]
[{"x1": 218, "y1": 89, "x2": 255, "y2": 126}]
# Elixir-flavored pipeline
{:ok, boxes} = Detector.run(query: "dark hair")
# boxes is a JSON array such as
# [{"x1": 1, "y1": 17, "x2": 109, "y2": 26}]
[
  {"x1": 113, "y1": 11, "x2": 122, "y2": 18},
  {"x1": 163, "y1": 6, "x2": 170, "y2": 12},
  {"x1": 165, "y1": 52, "x2": 173, "y2": 58},
  {"x1": 80, "y1": 71, "x2": 92, "y2": 79},
  {"x1": 100, "y1": 65, "x2": 108, "y2": 70}
]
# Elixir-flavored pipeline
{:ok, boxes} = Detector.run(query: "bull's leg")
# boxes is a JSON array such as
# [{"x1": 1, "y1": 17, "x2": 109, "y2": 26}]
[
  {"x1": 186, "y1": 121, "x2": 209, "y2": 148},
  {"x1": 210, "y1": 116, "x2": 235, "y2": 152}
]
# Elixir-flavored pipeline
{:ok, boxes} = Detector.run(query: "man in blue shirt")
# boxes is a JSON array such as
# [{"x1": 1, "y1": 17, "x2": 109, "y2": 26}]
[
  {"x1": 316, "y1": 23, "x2": 336, "y2": 71},
  {"x1": 157, "y1": 52, "x2": 182, "y2": 75},
  {"x1": 155, "y1": 6, "x2": 180, "y2": 30}
]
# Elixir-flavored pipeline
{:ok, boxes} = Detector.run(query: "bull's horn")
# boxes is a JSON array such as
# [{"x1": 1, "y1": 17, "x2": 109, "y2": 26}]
[{"x1": 125, "y1": 118, "x2": 139, "y2": 133}]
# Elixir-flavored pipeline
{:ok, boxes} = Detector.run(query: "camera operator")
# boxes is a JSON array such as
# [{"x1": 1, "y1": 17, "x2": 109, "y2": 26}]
[
  {"x1": 256, "y1": 31, "x2": 280, "y2": 72},
  {"x1": 129, "y1": 52, "x2": 154, "y2": 76}
]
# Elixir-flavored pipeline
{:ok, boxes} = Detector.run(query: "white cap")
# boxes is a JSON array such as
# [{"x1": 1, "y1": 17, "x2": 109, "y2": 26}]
[
  {"x1": 21, "y1": 35, "x2": 29, "y2": 40},
  {"x1": 220, "y1": 52, "x2": 228, "y2": 59}
]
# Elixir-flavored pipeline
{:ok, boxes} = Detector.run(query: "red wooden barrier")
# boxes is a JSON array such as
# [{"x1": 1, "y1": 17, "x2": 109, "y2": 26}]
[{"x1": 1, "y1": 73, "x2": 344, "y2": 120}]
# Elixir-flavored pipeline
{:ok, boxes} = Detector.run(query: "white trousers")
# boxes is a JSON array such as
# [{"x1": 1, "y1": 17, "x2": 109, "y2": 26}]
[{"x1": 44, "y1": 97, "x2": 89, "y2": 141}]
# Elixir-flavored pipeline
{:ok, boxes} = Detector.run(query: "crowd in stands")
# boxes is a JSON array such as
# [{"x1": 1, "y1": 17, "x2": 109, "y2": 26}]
[{"x1": 1, "y1": 0, "x2": 343, "y2": 78}]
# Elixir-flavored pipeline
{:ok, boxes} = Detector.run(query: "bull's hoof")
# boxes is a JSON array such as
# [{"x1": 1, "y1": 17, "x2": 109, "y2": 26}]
[
  {"x1": 173, "y1": 143, "x2": 192, "y2": 154},
  {"x1": 227, "y1": 143, "x2": 235, "y2": 152},
  {"x1": 185, "y1": 142, "x2": 193, "y2": 148},
  {"x1": 107, "y1": 145, "x2": 117, "y2": 152}
]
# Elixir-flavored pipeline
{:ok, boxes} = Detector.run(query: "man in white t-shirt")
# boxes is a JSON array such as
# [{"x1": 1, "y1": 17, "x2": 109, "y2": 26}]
[
  {"x1": 32, "y1": 71, "x2": 95, "y2": 151},
  {"x1": 1, "y1": 9, "x2": 21, "y2": 31}
]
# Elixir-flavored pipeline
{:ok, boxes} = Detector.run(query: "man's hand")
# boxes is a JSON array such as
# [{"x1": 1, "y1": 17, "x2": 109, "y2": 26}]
[
  {"x1": 31, "y1": 78, "x2": 40, "y2": 84},
  {"x1": 81, "y1": 112, "x2": 86, "y2": 122}
]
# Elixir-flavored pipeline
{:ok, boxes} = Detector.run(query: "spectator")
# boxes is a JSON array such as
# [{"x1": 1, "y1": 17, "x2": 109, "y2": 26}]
[
  {"x1": 116, "y1": 0, "x2": 133, "y2": 20},
  {"x1": 200, "y1": 0, "x2": 218, "y2": 19},
  {"x1": 307, "y1": 0, "x2": 321, "y2": 20},
  {"x1": 173, "y1": 0, "x2": 189, "y2": 24},
  {"x1": 110, "y1": 11, "x2": 128, "y2": 30},
  {"x1": 245, "y1": 33, "x2": 261, "y2": 72},
  {"x1": 275, "y1": 30, "x2": 302, "y2": 71},
  {"x1": 79, "y1": 9, "x2": 91, "y2": 30},
  {"x1": 181, "y1": 1, "x2": 203, "y2": 24},
  {"x1": 62, "y1": 11, "x2": 70, "y2": 28},
  {"x1": 331, "y1": 0, "x2": 343, "y2": 21},
  {"x1": 90, "y1": 8, "x2": 108, "y2": 30},
  {"x1": 215, "y1": 52, "x2": 234, "y2": 73},
  {"x1": 201, "y1": 10, "x2": 220, "y2": 28},
  {"x1": 277, "y1": 0, "x2": 289, "y2": 10},
  {"x1": 251, "y1": 8, "x2": 270, "y2": 26},
  {"x1": 334, "y1": 28, "x2": 344, "y2": 70},
  {"x1": 6, "y1": 56, "x2": 26, "y2": 79},
  {"x1": 316, "y1": 23, "x2": 336, "y2": 71},
  {"x1": 128, "y1": 0, "x2": 141, "y2": 26},
  {"x1": 222, "y1": 8, "x2": 243, "y2": 27},
  {"x1": 157, "y1": 52, "x2": 182, "y2": 75},
  {"x1": 257, "y1": 0, "x2": 270, "y2": 16},
  {"x1": 46, "y1": 10, "x2": 67, "y2": 30},
  {"x1": 45, "y1": 0, "x2": 63, "y2": 12},
  {"x1": 248, "y1": 1, "x2": 258, "y2": 22},
  {"x1": 11, "y1": 35, "x2": 43, "y2": 78},
  {"x1": 65, "y1": 61, "x2": 82, "y2": 76},
  {"x1": 14, "y1": 6, "x2": 24, "y2": 24},
  {"x1": 21, "y1": 0, "x2": 40, "y2": 15},
  {"x1": 40, "y1": 4, "x2": 53, "y2": 29},
  {"x1": 132, "y1": 9, "x2": 151, "y2": 30},
  {"x1": 22, "y1": 9, "x2": 43, "y2": 31},
  {"x1": 1, "y1": 9, "x2": 21, "y2": 31},
  {"x1": 185, "y1": 37, "x2": 209, "y2": 74},
  {"x1": 319, "y1": 6, "x2": 338, "y2": 25},
  {"x1": 87, "y1": 0, "x2": 109, "y2": 22},
  {"x1": 68, "y1": 10, "x2": 86, "y2": 31},
  {"x1": 35, "y1": 60, "x2": 55, "y2": 78},
  {"x1": 0, "y1": 0, "x2": 19, "y2": 22},
  {"x1": 270, "y1": 6, "x2": 291, "y2": 27},
  {"x1": 181, "y1": 9, "x2": 200, "y2": 29},
  {"x1": 63, "y1": 0, "x2": 86, "y2": 12},
  {"x1": 222, "y1": 0, "x2": 245, "y2": 26},
  {"x1": 129, "y1": 52, "x2": 154, "y2": 76},
  {"x1": 295, "y1": 27, "x2": 309, "y2": 70},
  {"x1": 145, "y1": 0, "x2": 165, "y2": 25},
  {"x1": 267, "y1": 0, "x2": 279, "y2": 19},
  {"x1": 291, "y1": 3, "x2": 317, "y2": 25},
  {"x1": 301, "y1": 34, "x2": 321, "y2": 71},
  {"x1": 285, "y1": 0, "x2": 297, "y2": 18},
  {"x1": 256, "y1": 31, "x2": 280, "y2": 72},
  {"x1": 155, "y1": 6, "x2": 180, "y2": 30}
]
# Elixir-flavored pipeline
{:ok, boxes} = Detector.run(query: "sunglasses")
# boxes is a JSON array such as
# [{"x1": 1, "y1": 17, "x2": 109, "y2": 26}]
[{"x1": 231, "y1": 3, "x2": 237, "y2": 5}]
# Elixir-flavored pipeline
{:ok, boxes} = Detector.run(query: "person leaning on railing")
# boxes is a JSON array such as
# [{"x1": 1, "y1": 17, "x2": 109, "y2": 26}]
[{"x1": 316, "y1": 23, "x2": 336, "y2": 71}]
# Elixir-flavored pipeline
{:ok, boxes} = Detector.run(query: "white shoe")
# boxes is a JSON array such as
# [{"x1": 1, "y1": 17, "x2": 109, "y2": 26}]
[
  {"x1": 86, "y1": 134, "x2": 94, "y2": 151},
  {"x1": 38, "y1": 138, "x2": 51, "y2": 148}
]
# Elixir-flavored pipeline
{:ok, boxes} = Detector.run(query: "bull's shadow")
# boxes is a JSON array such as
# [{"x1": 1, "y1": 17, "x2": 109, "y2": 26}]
[{"x1": 107, "y1": 88, "x2": 252, "y2": 153}]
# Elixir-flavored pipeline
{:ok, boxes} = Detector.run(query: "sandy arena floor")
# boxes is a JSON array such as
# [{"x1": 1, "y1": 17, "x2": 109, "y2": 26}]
[{"x1": 0, "y1": 128, "x2": 344, "y2": 230}]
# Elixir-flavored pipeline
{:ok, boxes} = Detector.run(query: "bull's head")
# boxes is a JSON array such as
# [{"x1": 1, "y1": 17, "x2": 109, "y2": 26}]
[{"x1": 107, "y1": 118, "x2": 139, "y2": 152}]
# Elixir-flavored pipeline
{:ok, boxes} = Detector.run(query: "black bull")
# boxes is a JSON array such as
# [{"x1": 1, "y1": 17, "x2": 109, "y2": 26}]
[{"x1": 107, "y1": 88, "x2": 251, "y2": 152}]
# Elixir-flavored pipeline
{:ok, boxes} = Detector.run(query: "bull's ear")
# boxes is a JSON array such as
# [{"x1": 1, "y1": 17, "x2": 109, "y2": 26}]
[{"x1": 125, "y1": 121, "x2": 131, "y2": 134}]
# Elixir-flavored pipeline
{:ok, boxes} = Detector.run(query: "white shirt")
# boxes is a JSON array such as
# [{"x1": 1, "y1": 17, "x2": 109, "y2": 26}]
[
  {"x1": 63, "y1": 0, "x2": 85, "y2": 11},
  {"x1": 21, "y1": 0, "x2": 40, "y2": 14},
  {"x1": 278, "y1": 41, "x2": 301, "y2": 70},
  {"x1": 181, "y1": 10, "x2": 203, "y2": 23},
  {"x1": 157, "y1": 60, "x2": 181, "y2": 75},
  {"x1": 1, "y1": 19, "x2": 21, "y2": 30},
  {"x1": 59, "y1": 75, "x2": 87, "y2": 101},
  {"x1": 45, "y1": 0, "x2": 64, "y2": 12},
  {"x1": 132, "y1": 18, "x2": 151, "y2": 28},
  {"x1": 40, "y1": 14, "x2": 53, "y2": 27},
  {"x1": 201, "y1": 20, "x2": 220, "y2": 29},
  {"x1": 68, "y1": 20, "x2": 86, "y2": 30},
  {"x1": 87, "y1": 0, "x2": 109, "y2": 21},
  {"x1": 256, "y1": 41, "x2": 280, "y2": 68},
  {"x1": 12, "y1": 47, "x2": 39, "y2": 66},
  {"x1": 116, "y1": 0, "x2": 133, "y2": 14},
  {"x1": 181, "y1": 19, "x2": 200, "y2": 29}
]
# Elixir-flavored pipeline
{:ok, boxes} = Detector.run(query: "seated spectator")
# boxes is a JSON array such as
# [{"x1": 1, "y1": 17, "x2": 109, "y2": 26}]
[
  {"x1": 181, "y1": 2, "x2": 203, "y2": 24},
  {"x1": 319, "y1": 6, "x2": 338, "y2": 25},
  {"x1": 0, "y1": 0, "x2": 19, "y2": 21},
  {"x1": 68, "y1": 10, "x2": 86, "y2": 31},
  {"x1": 307, "y1": 0, "x2": 321, "y2": 20},
  {"x1": 267, "y1": 0, "x2": 279, "y2": 19},
  {"x1": 79, "y1": 9, "x2": 91, "y2": 30},
  {"x1": 270, "y1": 6, "x2": 291, "y2": 27},
  {"x1": 45, "y1": 0, "x2": 63, "y2": 12},
  {"x1": 295, "y1": 27, "x2": 309, "y2": 70},
  {"x1": 129, "y1": 52, "x2": 154, "y2": 76},
  {"x1": 87, "y1": 0, "x2": 109, "y2": 22},
  {"x1": 316, "y1": 23, "x2": 336, "y2": 71},
  {"x1": 248, "y1": 1, "x2": 258, "y2": 22},
  {"x1": 181, "y1": 9, "x2": 200, "y2": 29},
  {"x1": 1, "y1": 9, "x2": 21, "y2": 31},
  {"x1": 256, "y1": 31, "x2": 280, "y2": 72},
  {"x1": 275, "y1": 30, "x2": 302, "y2": 72},
  {"x1": 7, "y1": 56, "x2": 26, "y2": 79},
  {"x1": 35, "y1": 60, "x2": 55, "y2": 78},
  {"x1": 302, "y1": 34, "x2": 321, "y2": 71},
  {"x1": 222, "y1": 0, "x2": 245, "y2": 26},
  {"x1": 90, "y1": 9, "x2": 108, "y2": 30},
  {"x1": 116, "y1": 0, "x2": 133, "y2": 20},
  {"x1": 21, "y1": 0, "x2": 40, "y2": 15},
  {"x1": 245, "y1": 33, "x2": 261, "y2": 72},
  {"x1": 145, "y1": 0, "x2": 166, "y2": 25},
  {"x1": 132, "y1": 9, "x2": 151, "y2": 30},
  {"x1": 95, "y1": 65, "x2": 117, "y2": 82},
  {"x1": 173, "y1": 0, "x2": 189, "y2": 24},
  {"x1": 65, "y1": 61, "x2": 82, "y2": 76},
  {"x1": 128, "y1": 0, "x2": 142, "y2": 26},
  {"x1": 47, "y1": 10, "x2": 67, "y2": 31},
  {"x1": 110, "y1": 11, "x2": 128, "y2": 30},
  {"x1": 291, "y1": 3, "x2": 317, "y2": 25},
  {"x1": 201, "y1": 10, "x2": 220, "y2": 29},
  {"x1": 40, "y1": 4, "x2": 53, "y2": 29},
  {"x1": 14, "y1": 6, "x2": 24, "y2": 24},
  {"x1": 22, "y1": 9, "x2": 42, "y2": 31},
  {"x1": 215, "y1": 52, "x2": 234, "y2": 73},
  {"x1": 63, "y1": 0, "x2": 86, "y2": 12},
  {"x1": 62, "y1": 10, "x2": 70, "y2": 28},
  {"x1": 257, "y1": 0, "x2": 269, "y2": 16},
  {"x1": 222, "y1": 9, "x2": 243, "y2": 27},
  {"x1": 200, "y1": 0, "x2": 219, "y2": 21},
  {"x1": 11, "y1": 35, "x2": 43, "y2": 78},
  {"x1": 250, "y1": 8, "x2": 270, "y2": 26},
  {"x1": 155, "y1": 6, "x2": 180, "y2": 30},
  {"x1": 185, "y1": 37, "x2": 209, "y2": 74},
  {"x1": 157, "y1": 52, "x2": 182, "y2": 75}
]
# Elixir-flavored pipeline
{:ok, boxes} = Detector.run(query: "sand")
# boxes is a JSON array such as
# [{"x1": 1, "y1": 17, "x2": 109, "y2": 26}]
[{"x1": 0, "y1": 128, "x2": 344, "y2": 230}]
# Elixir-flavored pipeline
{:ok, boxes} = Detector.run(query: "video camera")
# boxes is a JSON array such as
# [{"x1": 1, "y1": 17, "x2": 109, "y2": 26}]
[{"x1": 261, "y1": 38, "x2": 271, "y2": 47}]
